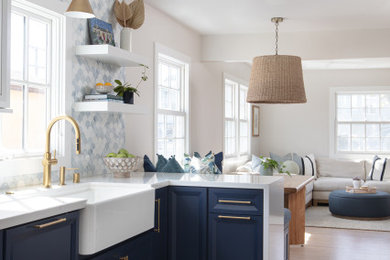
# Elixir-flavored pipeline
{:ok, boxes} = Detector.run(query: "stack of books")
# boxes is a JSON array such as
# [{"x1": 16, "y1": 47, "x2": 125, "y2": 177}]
[{"x1": 84, "y1": 94, "x2": 123, "y2": 103}]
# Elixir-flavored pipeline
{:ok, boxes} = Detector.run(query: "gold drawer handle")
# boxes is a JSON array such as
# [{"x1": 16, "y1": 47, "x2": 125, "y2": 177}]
[
  {"x1": 34, "y1": 218, "x2": 67, "y2": 229},
  {"x1": 154, "y1": 198, "x2": 161, "y2": 233},
  {"x1": 218, "y1": 215, "x2": 251, "y2": 220},
  {"x1": 218, "y1": 199, "x2": 252, "y2": 205},
  {"x1": 119, "y1": 256, "x2": 128, "y2": 260}
]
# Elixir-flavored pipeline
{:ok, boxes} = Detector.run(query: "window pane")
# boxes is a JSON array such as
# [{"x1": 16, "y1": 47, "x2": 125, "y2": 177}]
[
  {"x1": 381, "y1": 108, "x2": 390, "y2": 121},
  {"x1": 166, "y1": 139, "x2": 175, "y2": 157},
  {"x1": 337, "y1": 137, "x2": 350, "y2": 151},
  {"x1": 169, "y1": 66, "x2": 180, "y2": 89},
  {"x1": 158, "y1": 87, "x2": 169, "y2": 110},
  {"x1": 28, "y1": 18, "x2": 48, "y2": 84},
  {"x1": 10, "y1": 13, "x2": 25, "y2": 81},
  {"x1": 337, "y1": 95, "x2": 351, "y2": 108},
  {"x1": 225, "y1": 120, "x2": 235, "y2": 155},
  {"x1": 175, "y1": 139, "x2": 185, "y2": 161},
  {"x1": 352, "y1": 95, "x2": 365, "y2": 108},
  {"x1": 240, "y1": 122, "x2": 248, "y2": 137},
  {"x1": 366, "y1": 107, "x2": 380, "y2": 121},
  {"x1": 337, "y1": 108, "x2": 351, "y2": 121},
  {"x1": 380, "y1": 94, "x2": 390, "y2": 108},
  {"x1": 337, "y1": 124, "x2": 350, "y2": 138},
  {"x1": 26, "y1": 87, "x2": 46, "y2": 152},
  {"x1": 351, "y1": 108, "x2": 365, "y2": 121},
  {"x1": 157, "y1": 114, "x2": 164, "y2": 138},
  {"x1": 0, "y1": 85, "x2": 24, "y2": 155},
  {"x1": 176, "y1": 116, "x2": 185, "y2": 138},
  {"x1": 351, "y1": 138, "x2": 365, "y2": 151},
  {"x1": 240, "y1": 137, "x2": 248, "y2": 154},
  {"x1": 165, "y1": 115, "x2": 175, "y2": 138},
  {"x1": 382, "y1": 138, "x2": 390, "y2": 151},
  {"x1": 366, "y1": 138, "x2": 380, "y2": 151},
  {"x1": 352, "y1": 124, "x2": 364, "y2": 138},
  {"x1": 159, "y1": 63, "x2": 169, "y2": 87},
  {"x1": 366, "y1": 124, "x2": 379, "y2": 137},
  {"x1": 240, "y1": 88, "x2": 248, "y2": 120},
  {"x1": 225, "y1": 83, "x2": 234, "y2": 118},
  {"x1": 366, "y1": 94, "x2": 379, "y2": 108},
  {"x1": 381, "y1": 124, "x2": 390, "y2": 138},
  {"x1": 157, "y1": 139, "x2": 165, "y2": 155}
]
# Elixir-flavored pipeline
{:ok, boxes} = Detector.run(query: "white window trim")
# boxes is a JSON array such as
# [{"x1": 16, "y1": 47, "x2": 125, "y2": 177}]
[
  {"x1": 0, "y1": 0, "x2": 67, "y2": 177},
  {"x1": 329, "y1": 86, "x2": 390, "y2": 160},
  {"x1": 223, "y1": 73, "x2": 251, "y2": 160},
  {"x1": 154, "y1": 43, "x2": 190, "y2": 162}
]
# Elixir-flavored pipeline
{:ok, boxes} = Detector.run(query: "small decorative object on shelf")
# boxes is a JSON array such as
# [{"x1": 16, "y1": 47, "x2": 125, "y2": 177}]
[
  {"x1": 114, "y1": 0, "x2": 145, "y2": 51},
  {"x1": 103, "y1": 148, "x2": 141, "y2": 178},
  {"x1": 113, "y1": 64, "x2": 149, "y2": 104},
  {"x1": 84, "y1": 93, "x2": 123, "y2": 102},
  {"x1": 95, "y1": 82, "x2": 113, "y2": 94},
  {"x1": 346, "y1": 185, "x2": 376, "y2": 194},
  {"x1": 87, "y1": 18, "x2": 115, "y2": 46}
]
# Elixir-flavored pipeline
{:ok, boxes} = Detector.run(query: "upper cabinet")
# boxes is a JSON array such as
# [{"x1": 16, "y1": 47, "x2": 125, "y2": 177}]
[{"x1": 0, "y1": 0, "x2": 10, "y2": 109}]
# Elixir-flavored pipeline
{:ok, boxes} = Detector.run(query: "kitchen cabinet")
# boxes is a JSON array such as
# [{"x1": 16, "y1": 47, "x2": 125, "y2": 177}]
[
  {"x1": 0, "y1": 0, "x2": 10, "y2": 109},
  {"x1": 168, "y1": 186, "x2": 207, "y2": 260},
  {"x1": 0, "y1": 230, "x2": 3, "y2": 260},
  {"x1": 4, "y1": 211, "x2": 79, "y2": 260},
  {"x1": 208, "y1": 213, "x2": 263, "y2": 260},
  {"x1": 151, "y1": 187, "x2": 168, "y2": 260}
]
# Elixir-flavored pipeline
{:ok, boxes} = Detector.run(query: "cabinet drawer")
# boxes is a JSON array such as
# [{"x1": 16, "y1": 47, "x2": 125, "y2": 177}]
[{"x1": 209, "y1": 188, "x2": 263, "y2": 215}]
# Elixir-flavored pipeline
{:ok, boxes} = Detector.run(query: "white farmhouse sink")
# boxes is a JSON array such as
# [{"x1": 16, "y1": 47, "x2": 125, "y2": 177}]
[{"x1": 55, "y1": 182, "x2": 155, "y2": 255}]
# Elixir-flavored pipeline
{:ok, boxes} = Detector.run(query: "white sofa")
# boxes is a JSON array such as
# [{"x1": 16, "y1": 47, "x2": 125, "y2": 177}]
[{"x1": 228, "y1": 157, "x2": 390, "y2": 207}]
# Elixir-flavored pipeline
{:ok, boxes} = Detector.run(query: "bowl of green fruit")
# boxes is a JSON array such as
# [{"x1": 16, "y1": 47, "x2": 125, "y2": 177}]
[{"x1": 103, "y1": 148, "x2": 141, "y2": 178}]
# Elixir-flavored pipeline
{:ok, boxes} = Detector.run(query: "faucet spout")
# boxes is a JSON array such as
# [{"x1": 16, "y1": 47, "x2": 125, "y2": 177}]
[{"x1": 42, "y1": 115, "x2": 81, "y2": 188}]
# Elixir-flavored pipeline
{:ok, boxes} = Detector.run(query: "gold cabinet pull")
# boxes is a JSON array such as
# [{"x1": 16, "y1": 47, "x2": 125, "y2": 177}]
[
  {"x1": 119, "y1": 256, "x2": 128, "y2": 260},
  {"x1": 218, "y1": 215, "x2": 251, "y2": 220},
  {"x1": 154, "y1": 198, "x2": 161, "y2": 233},
  {"x1": 34, "y1": 218, "x2": 67, "y2": 229},
  {"x1": 218, "y1": 199, "x2": 252, "y2": 205}
]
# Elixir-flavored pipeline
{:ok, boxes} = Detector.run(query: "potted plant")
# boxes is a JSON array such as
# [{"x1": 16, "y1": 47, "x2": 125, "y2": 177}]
[
  {"x1": 352, "y1": 176, "x2": 363, "y2": 189},
  {"x1": 114, "y1": 64, "x2": 149, "y2": 104},
  {"x1": 259, "y1": 157, "x2": 279, "y2": 176}
]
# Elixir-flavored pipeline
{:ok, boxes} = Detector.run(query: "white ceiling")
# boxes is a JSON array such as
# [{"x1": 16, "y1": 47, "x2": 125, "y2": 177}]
[{"x1": 144, "y1": 0, "x2": 390, "y2": 35}]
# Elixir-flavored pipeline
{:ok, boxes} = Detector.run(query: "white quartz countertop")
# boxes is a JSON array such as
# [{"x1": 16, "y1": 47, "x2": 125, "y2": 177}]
[{"x1": 0, "y1": 172, "x2": 283, "y2": 229}]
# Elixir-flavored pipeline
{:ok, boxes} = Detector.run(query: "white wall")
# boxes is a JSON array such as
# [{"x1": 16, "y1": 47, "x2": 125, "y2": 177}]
[
  {"x1": 124, "y1": 5, "x2": 253, "y2": 160},
  {"x1": 258, "y1": 69, "x2": 390, "y2": 158}
]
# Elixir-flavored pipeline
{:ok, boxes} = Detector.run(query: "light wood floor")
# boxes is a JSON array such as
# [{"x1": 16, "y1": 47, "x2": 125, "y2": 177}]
[{"x1": 290, "y1": 227, "x2": 390, "y2": 260}]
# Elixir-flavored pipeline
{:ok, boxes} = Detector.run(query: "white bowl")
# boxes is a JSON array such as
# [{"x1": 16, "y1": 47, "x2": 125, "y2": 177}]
[{"x1": 95, "y1": 84, "x2": 113, "y2": 94}]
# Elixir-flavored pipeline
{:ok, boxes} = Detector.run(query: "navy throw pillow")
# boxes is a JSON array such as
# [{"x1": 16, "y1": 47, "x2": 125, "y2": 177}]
[
  {"x1": 160, "y1": 156, "x2": 184, "y2": 173},
  {"x1": 143, "y1": 155, "x2": 156, "y2": 172},
  {"x1": 194, "y1": 152, "x2": 202, "y2": 159},
  {"x1": 156, "y1": 154, "x2": 168, "y2": 172},
  {"x1": 214, "y1": 152, "x2": 223, "y2": 172}
]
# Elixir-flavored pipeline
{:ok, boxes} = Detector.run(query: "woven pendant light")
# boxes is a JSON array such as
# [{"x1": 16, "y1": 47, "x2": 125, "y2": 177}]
[
  {"x1": 65, "y1": 0, "x2": 95, "y2": 19},
  {"x1": 247, "y1": 17, "x2": 306, "y2": 104}
]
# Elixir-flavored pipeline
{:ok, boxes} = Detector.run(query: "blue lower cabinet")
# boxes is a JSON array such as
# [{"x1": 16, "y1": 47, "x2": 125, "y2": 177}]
[
  {"x1": 151, "y1": 187, "x2": 168, "y2": 260},
  {"x1": 4, "y1": 211, "x2": 79, "y2": 260},
  {"x1": 208, "y1": 213, "x2": 263, "y2": 260},
  {"x1": 0, "y1": 230, "x2": 3, "y2": 260},
  {"x1": 168, "y1": 186, "x2": 207, "y2": 260}
]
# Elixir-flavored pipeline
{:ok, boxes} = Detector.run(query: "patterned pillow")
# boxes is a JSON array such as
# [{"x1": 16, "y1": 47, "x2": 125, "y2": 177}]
[
  {"x1": 302, "y1": 154, "x2": 317, "y2": 178},
  {"x1": 184, "y1": 153, "x2": 221, "y2": 174},
  {"x1": 156, "y1": 154, "x2": 168, "y2": 172},
  {"x1": 369, "y1": 155, "x2": 387, "y2": 181},
  {"x1": 270, "y1": 152, "x2": 303, "y2": 174}
]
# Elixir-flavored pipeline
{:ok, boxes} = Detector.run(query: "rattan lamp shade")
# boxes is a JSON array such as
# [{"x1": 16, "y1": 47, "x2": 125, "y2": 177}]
[
  {"x1": 65, "y1": 0, "x2": 95, "y2": 18},
  {"x1": 247, "y1": 55, "x2": 306, "y2": 104}
]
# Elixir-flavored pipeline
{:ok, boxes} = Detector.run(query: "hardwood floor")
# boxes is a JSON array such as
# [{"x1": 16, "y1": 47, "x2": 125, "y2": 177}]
[{"x1": 290, "y1": 227, "x2": 390, "y2": 260}]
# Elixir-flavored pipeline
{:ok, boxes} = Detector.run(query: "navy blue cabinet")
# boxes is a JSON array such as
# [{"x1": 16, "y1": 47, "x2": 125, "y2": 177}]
[
  {"x1": 0, "y1": 230, "x2": 3, "y2": 260},
  {"x1": 168, "y1": 186, "x2": 207, "y2": 260},
  {"x1": 208, "y1": 213, "x2": 263, "y2": 260},
  {"x1": 151, "y1": 187, "x2": 168, "y2": 260},
  {"x1": 4, "y1": 211, "x2": 79, "y2": 260}
]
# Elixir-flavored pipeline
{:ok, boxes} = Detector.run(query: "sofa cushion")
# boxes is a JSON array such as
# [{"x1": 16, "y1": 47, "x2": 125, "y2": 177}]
[
  {"x1": 302, "y1": 154, "x2": 317, "y2": 178},
  {"x1": 316, "y1": 158, "x2": 365, "y2": 179},
  {"x1": 306, "y1": 181, "x2": 314, "y2": 193},
  {"x1": 270, "y1": 152, "x2": 303, "y2": 175},
  {"x1": 364, "y1": 180, "x2": 390, "y2": 193},
  {"x1": 313, "y1": 177, "x2": 353, "y2": 191},
  {"x1": 160, "y1": 156, "x2": 184, "y2": 173}
]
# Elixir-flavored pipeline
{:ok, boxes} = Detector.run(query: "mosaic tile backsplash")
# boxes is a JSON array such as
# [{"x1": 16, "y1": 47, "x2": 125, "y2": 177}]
[{"x1": 0, "y1": 0, "x2": 126, "y2": 190}]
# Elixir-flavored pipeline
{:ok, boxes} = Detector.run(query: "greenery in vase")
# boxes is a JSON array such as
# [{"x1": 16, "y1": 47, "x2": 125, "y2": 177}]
[
  {"x1": 113, "y1": 64, "x2": 149, "y2": 97},
  {"x1": 259, "y1": 156, "x2": 291, "y2": 176}
]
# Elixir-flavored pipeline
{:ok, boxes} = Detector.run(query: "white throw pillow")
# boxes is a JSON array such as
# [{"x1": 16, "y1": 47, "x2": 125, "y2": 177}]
[
  {"x1": 302, "y1": 154, "x2": 317, "y2": 178},
  {"x1": 236, "y1": 161, "x2": 253, "y2": 173},
  {"x1": 368, "y1": 156, "x2": 387, "y2": 181}
]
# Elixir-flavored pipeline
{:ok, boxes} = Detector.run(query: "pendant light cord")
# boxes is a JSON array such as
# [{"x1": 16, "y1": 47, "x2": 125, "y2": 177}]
[{"x1": 275, "y1": 20, "x2": 279, "y2": 55}]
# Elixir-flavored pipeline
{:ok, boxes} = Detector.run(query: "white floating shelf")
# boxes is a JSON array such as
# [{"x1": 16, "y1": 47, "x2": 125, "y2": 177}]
[
  {"x1": 75, "y1": 45, "x2": 148, "y2": 67},
  {"x1": 74, "y1": 101, "x2": 147, "y2": 114}
]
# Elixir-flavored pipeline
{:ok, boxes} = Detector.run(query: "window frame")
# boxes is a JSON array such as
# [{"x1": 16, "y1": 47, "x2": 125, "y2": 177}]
[
  {"x1": 154, "y1": 43, "x2": 190, "y2": 162},
  {"x1": 330, "y1": 86, "x2": 390, "y2": 159},
  {"x1": 223, "y1": 73, "x2": 251, "y2": 159},
  {"x1": 0, "y1": 0, "x2": 66, "y2": 176}
]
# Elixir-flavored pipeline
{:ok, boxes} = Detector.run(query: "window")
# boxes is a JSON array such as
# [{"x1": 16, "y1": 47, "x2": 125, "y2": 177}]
[
  {"x1": 332, "y1": 89, "x2": 390, "y2": 156},
  {"x1": 0, "y1": 1, "x2": 64, "y2": 165},
  {"x1": 155, "y1": 45, "x2": 189, "y2": 161},
  {"x1": 224, "y1": 75, "x2": 250, "y2": 158}
]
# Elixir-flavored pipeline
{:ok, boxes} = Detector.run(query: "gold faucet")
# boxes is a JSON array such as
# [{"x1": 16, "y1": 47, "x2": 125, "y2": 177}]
[{"x1": 42, "y1": 116, "x2": 81, "y2": 188}]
